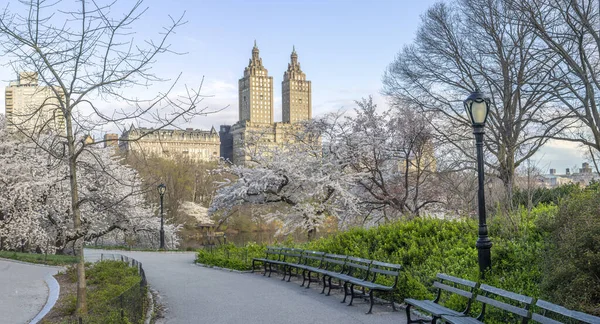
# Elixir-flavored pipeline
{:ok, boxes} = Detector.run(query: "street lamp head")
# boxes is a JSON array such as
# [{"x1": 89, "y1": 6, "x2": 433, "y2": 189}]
[
  {"x1": 464, "y1": 89, "x2": 490, "y2": 127},
  {"x1": 157, "y1": 183, "x2": 166, "y2": 196}
]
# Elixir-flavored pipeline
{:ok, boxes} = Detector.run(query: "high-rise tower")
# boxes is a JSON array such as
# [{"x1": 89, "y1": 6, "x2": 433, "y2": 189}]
[
  {"x1": 282, "y1": 46, "x2": 311, "y2": 123},
  {"x1": 238, "y1": 41, "x2": 274, "y2": 124}
]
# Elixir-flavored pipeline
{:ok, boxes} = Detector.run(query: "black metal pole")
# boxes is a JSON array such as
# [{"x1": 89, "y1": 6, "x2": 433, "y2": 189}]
[
  {"x1": 474, "y1": 126, "x2": 492, "y2": 277},
  {"x1": 159, "y1": 193, "x2": 165, "y2": 250}
]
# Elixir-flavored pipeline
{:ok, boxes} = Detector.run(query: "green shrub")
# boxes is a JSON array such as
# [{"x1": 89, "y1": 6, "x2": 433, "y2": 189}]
[
  {"x1": 196, "y1": 203, "x2": 598, "y2": 319},
  {"x1": 541, "y1": 190, "x2": 600, "y2": 315}
]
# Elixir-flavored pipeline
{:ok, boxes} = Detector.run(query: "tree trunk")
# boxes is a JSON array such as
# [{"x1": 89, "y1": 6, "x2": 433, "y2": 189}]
[
  {"x1": 307, "y1": 228, "x2": 316, "y2": 241},
  {"x1": 65, "y1": 108, "x2": 87, "y2": 314}
]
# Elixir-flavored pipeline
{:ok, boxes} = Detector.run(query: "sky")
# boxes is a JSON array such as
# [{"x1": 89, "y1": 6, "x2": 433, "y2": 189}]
[{"x1": 0, "y1": 0, "x2": 587, "y2": 172}]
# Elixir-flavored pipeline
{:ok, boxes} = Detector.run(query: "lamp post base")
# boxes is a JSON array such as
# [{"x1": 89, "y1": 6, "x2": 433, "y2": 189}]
[
  {"x1": 476, "y1": 237, "x2": 492, "y2": 277},
  {"x1": 159, "y1": 229, "x2": 165, "y2": 250}
]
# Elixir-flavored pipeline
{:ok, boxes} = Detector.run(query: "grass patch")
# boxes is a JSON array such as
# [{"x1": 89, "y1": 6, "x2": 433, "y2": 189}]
[
  {"x1": 0, "y1": 251, "x2": 78, "y2": 266},
  {"x1": 44, "y1": 260, "x2": 146, "y2": 323}
]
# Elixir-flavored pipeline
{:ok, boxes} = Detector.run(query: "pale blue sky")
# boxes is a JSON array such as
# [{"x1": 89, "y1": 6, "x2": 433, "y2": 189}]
[{"x1": 0, "y1": 0, "x2": 586, "y2": 171}]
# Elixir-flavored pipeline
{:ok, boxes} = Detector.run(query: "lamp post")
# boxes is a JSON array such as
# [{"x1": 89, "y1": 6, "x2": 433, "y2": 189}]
[
  {"x1": 464, "y1": 89, "x2": 492, "y2": 277},
  {"x1": 157, "y1": 183, "x2": 166, "y2": 250}
]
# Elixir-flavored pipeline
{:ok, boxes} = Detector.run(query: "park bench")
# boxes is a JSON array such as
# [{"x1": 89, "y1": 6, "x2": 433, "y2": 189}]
[
  {"x1": 251, "y1": 246, "x2": 282, "y2": 276},
  {"x1": 405, "y1": 273, "x2": 478, "y2": 323},
  {"x1": 532, "y1": 299, "x2": 600, "y2": 324},
  {"x1": 345, "y1": 260, "x2": 402, "y2": 314},
  {"x1": 318, "y1": 253, "x2": 349, "y2": 295},
  {"x1": 278, "y1": 247, "x2": 304, "y2": 282},
  {"x1": 441, "y1": 284, "x2": 534, "y2": 324},
  {"x1": 291, "y1": 250, "x2": 326, "y2": 288}
]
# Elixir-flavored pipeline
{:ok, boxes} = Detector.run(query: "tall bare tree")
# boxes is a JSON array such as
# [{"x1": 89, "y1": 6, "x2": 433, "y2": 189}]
[
  {"x1": 382, "y1": 0, "x2": 566, "y2": 208},
  {"x1": 0, "y1": 0, "x2": 219, "y2": 314},
  {"x1": 512, "y1": 0, "x2": 600, "y2": 159}
]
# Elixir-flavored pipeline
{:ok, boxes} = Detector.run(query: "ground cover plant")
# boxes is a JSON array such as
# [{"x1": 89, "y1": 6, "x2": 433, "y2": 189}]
[
  {"x1": 0, "y1": 251, "x2": 78, "y2": 266},
  {"x1": 43, "y1": 260, "x2": 146, "y2": 323}
]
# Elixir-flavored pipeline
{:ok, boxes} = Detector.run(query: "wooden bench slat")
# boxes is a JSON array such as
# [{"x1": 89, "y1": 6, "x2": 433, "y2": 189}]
[
  {"x1": 432, "y1": 281, "x2": 473, "y2": 299},
  {"x1": 479, "y1": 284, "x2": 534, "y2": 304},
  {"x1": 323, "y1": 253, "x2": 347, "y2": 259},
  {"x1": 437, "y1": 273, "x2": 478, "y2": 288},
  {"x1": 371, "y1": 260, "x2": 401, "y2": 269},
  {"x1": 476, "y1": 295, "x2": 530, "y2": 318},
  {"x1": 369, "y1": 267, "x2": 399, "y2": 276},
  {"x1": 536, "y1": 299, "x2": 572, "y2": 317},
  {"x1": 571, "y1": 310, "x2": 600, "y2": 323},
  {"x1": 531, "y1": 313, "x2": 564, "y2": 324}
]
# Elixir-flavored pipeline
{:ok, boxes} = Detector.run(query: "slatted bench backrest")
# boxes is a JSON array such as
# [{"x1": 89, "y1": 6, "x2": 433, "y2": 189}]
[
  {"x1": 280, "y1": 247, "x2": 303, "y2": 265},
  {"x1": 368, "y1": 260, "x2": 402, "y2": 288},
  {"x1": 532, "y1": 299, "x2": 600, "y2": 324},
  {"x1": 345, "y1": 256, "x2": 372, "y2": 280},
  {"x1": 302, "y1": 250, "x2": 325, "y2": 268},
  {"x1": 322, "y1": 254, "x2": 348, "y2": 273},
  {"x1": 432, "y1": 273, "x2": 478, "y2": 312},
  {"x1": 264, "y1": 246, "x2": 283, "y2": 261},
  {"x1": 477, "y1": 284, "x2": 534, "y2": 323}
]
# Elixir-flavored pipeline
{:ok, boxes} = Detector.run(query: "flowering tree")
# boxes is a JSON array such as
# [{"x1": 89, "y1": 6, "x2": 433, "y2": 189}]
[
  {"x1": 339, "y1": 97, "x2": 442, "y2": 221},
  {"x1": 0, "y1": 116, "x2": 179, "y2": 253},
  {"x1": 210, "y1": 119, "x2": 361, "y2": 239}
]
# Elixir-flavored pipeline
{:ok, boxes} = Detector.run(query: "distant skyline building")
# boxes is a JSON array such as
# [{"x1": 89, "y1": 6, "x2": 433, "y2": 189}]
[
  {"x1": 282, "y1": 46, "x2": 312, "y2": 123},
  {"x1": 104, "y1": 133, "x2": 119, "y2": 148},
  {"x1": 222, "y1": 42, "x2": 313, "y2": 165},
  {"x1": 238, "y1": 40, "x2": 274, "y2": 125},
  {"x1": 120, "y1": 126, "x2": 220, "y2": 162},
  {"x1": 5, "y1": 72, "x2": 65, "y2": 135}
]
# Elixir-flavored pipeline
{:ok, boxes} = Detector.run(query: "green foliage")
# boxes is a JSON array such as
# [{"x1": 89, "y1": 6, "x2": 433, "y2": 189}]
[
  {"x1": 541, "y1": 190, "x2": 600, "y2": 315},
  {"x1": 196, "y1": 242, "x2": 267, "y2": 271},
  {"x1": 0, "y1": 251, "x2": 78, "y2": 265},
  {"x1": 196, "y1": 202, "x2": 599, "y2": 318},
  {"x1": 61, "y1": 260, "x2": 145, "y2": 323},
  {"x1": 512, "y1": 183, "x2": 580, "y2": 208}
]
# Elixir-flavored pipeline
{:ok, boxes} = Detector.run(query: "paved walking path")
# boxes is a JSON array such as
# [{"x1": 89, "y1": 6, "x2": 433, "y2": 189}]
[
  {"x1": 0, "y1": 259, "x2": 61, "y2": 324},
  {"x1": 84, "y1": 249, "x2": 407, "y2": 324}
]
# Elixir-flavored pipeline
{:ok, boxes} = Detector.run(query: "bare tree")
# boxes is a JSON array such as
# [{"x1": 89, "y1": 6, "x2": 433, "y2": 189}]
[
  {"x1": 382, "y1": 0, "x2": 566, "y2": 209},
  {"x1": 0, "y1": 0, "x2": 220, "y2": 314},
  {"x1": 512, "y1": 0, "x2": 600, "y2": 161}
]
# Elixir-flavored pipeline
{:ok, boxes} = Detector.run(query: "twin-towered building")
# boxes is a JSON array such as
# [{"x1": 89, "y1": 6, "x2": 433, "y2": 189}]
[
  {"x1": 5, "y1": 42, "x2": 311, "y2": 164},
  {"x1": 120, "y1": 42, "x2": 312, "y2": 164},
  {"x1": 221, "y1": 42, "x2": 313, "y2": 164}
]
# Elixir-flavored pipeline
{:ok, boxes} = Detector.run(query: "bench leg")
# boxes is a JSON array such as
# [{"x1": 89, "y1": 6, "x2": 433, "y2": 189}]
[
  {"x1": 327, "y1": 277, "x2": 333, "y2": 296},
  {"x1": 348, "y1": 284, "x2": 355, "y2": 306},
  {"x1": 251, "y1": 260, "x2": 256, "y2": 273},
  {"x1": 268, "y1": 263, "x2": 273, "y2": 277},
  {"x1": 301, "y1": 269, "x2": 307, "y2": 287},
  {"x1": 281, "y1": 265, "x2": 287, "y2": 281},
  {"x1": 306, "y1": 272, "x2": 312, "y2": 288},
  {"x1": 366, "y1": 290, "x2": 374, "y2": 314},
  {"x1": 262, "y1": 262, "x2": 268, "y2": 276},
  {"x1": 341, "y1": 282, "x2": 349, "y2": 303},
  {"x1": 321, "y1": 275, "x2": 327, "y2": 294}
]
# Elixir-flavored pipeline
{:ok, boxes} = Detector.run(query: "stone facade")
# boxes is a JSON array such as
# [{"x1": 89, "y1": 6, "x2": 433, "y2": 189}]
[
  {"x1": 224, "y1": 43, "x2": 313, "y2": 165},
  {"x1": 120, "y1": 126, "x2": 220, "y2": 162},
  {"x1": 5, "y1": 72, "x2": 65, "y2": 134},
  {"x1": 282, "y1": 46, "x2": 311, "y2": 123},
  {"x1": 104, "y1": 133, "x2": 119, "y2": 148}
]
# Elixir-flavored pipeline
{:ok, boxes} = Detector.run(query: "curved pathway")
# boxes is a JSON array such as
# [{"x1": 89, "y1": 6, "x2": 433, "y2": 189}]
[
  {"x1": 84, "y1": 249, "x2": 406, "y2": 324},
  {"x1": 0, "y1": 259, "x2": 61, "y2": 324}
]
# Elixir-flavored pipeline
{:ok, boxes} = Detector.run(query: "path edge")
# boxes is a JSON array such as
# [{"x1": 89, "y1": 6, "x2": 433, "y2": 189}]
[{"x1": 29, "y1": 273, "x2": 60, "y2": 324}]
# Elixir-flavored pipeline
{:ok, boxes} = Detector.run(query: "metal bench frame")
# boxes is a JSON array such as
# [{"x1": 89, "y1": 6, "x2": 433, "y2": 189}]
[
  {"x1": 441, "y1": 284, "x2": 534, "y2": 324},
  {"x1": 405, "y1": 273, "x2": 478, "y2": 324}
]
